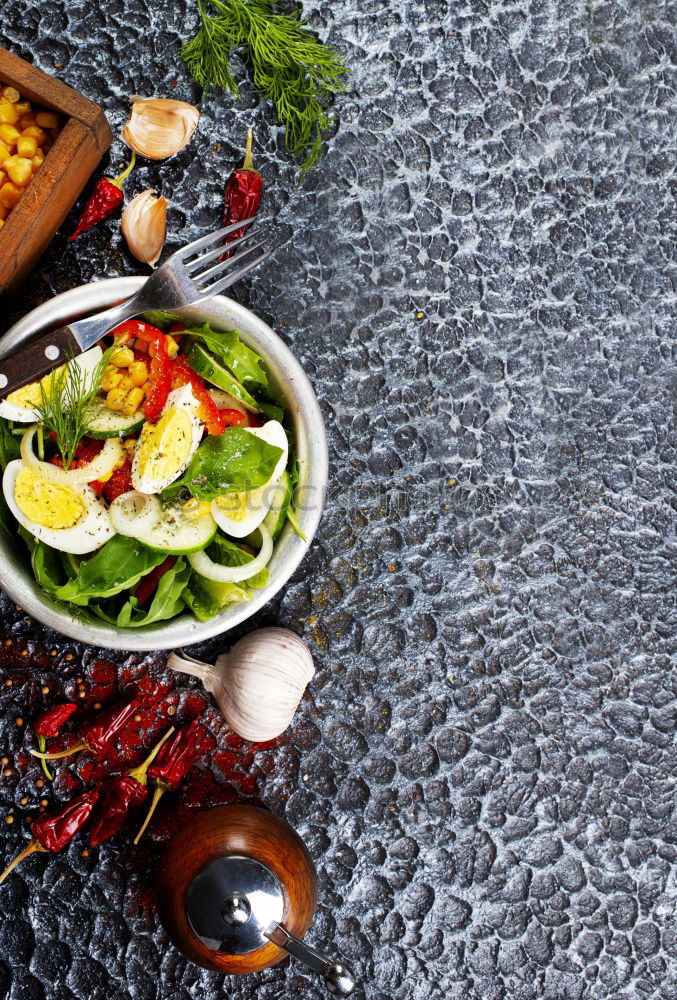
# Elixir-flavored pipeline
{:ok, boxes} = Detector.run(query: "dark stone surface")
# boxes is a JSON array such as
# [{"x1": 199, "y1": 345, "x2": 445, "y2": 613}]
[{"x1": 0, "y1": 1, "x2": 675, "y2": 998}]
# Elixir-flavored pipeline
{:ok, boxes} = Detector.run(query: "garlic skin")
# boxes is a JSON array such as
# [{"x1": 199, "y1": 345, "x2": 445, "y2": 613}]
[
  {"x1": 121, "y1": 189, "x2": 167, "y2": 268},
  {"x1": 167, "y1": 628, "x2": 315, "y2": 743},
  {"x1": 123, "y1": 96, "x2": 200, "y2": 160}
]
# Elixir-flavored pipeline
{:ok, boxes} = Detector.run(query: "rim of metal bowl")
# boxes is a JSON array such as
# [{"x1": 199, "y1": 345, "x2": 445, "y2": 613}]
[{"x1": 0, "y1": 278, "x2": 328, "y2": 651}]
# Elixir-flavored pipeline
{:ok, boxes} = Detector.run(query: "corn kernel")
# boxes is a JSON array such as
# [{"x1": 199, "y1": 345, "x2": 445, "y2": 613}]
[
  {"x1": 165, "y1": 335, "x2": 179, "y2": 358},
  {"x1": 119, "y1": 376, "x2": 134, "y2": 391},
  {"x1": 0, "y1": 203, "x2": 8, "y2": 220},
  {"x1": 0, "y1": 219, "x2": 4, "y2": 230},
  {"x1": 122, "y1": 388, "x2": 144, "y2": 415},
  {"x1": 0, "y1": 145, "x2": 9, "y2": 165},
  {"x1": 36, "y1": 111, "x2": 59, "y2": 129},
  {"x1": 21, "y1": 126, "x2": 45, "y2": 142},
  {"x1": 111, "y1": 345, "x2": 134, "y2": 367},
  {"x1": 101, "y1": 369, "x2": 124, "y2": 391},
  {"x1": 5, "y1": 156, "x2": 32, "y2": 187},
  {"x1": 0, "y1": 182, "x2": 21, "y2": 209},
  {"x1": 123, "y1": 439, "x2": 137, "y2": 456},
  {"x1": 31, "y1": 153, "x2": 44, "y2": 171},
  {"x1": 128, "y1": 360, "x2": 148, "y2": 386},
  {"x1": 106, "y1": 387, "x2": 128, "y2": 412},
  {"x1": 0, "y1": 124, "x2": 20, "y2": 146},
  {"x1": 1, "y1": 88, "x2": 20, "y2": 104},
  {"x1": 13, "y1": 101, "x2": 31, "y2": 116},
  {"x1": 16, "y1": 135, "x2": 37, "y2": 158},
  {"x1": 0, "y1": 103, "x2": 18, "y2": 126},
  {"x1": 17, "y1": 114, "x2": 35, "y2": 130}
]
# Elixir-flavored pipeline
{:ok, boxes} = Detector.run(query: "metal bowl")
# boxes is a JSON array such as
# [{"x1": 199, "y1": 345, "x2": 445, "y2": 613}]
[{"x1": 0, "y1": 278, "x2": 328, "y2": 651}]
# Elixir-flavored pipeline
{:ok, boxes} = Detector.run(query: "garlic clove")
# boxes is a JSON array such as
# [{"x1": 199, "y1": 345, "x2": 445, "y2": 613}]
[
  {"x1": 167, "y1": 628, "x2": 315, "y2": 744},
  {"x1": 122, "y1": 96, "x2": 200, "y2": 160},
  {"x1": 121, "y1": 189, "x2": 168, "y2": 269}
]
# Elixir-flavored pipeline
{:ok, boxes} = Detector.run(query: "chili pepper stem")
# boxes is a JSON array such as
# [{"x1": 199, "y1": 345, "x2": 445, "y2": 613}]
[
  {"x1": 128, "y1": 727, "x2": 176, "y2": 786},
  {"x1": 133, "y1": 784, "x2": 166, "y2": 845},
  {"x1": 109, "y1": 151, "x2": 136, "y2": 189},
  {"x1": 0, "y1": 838, "x2": 47, "y2": 885},
  {"x1": 29, "y1": 739, "x2": 88, "y2": 761},
  {"x1": 242, "y1": 129, "x2": 254, "y2": 172},
  {"x1": 37, "y1": 735, "x2": 53, "y2": 782}
]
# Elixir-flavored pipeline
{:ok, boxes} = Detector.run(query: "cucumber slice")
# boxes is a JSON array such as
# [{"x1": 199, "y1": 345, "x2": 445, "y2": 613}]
[
  {"x1": 85, "y1": 400, "x2": 145, "y2": 439},
  {"x1": 141, "y1": 506, "x2": 218, "y2": 555},
  {"x1": 187, "y1": 343, "x2": 261, "y2": 412}
]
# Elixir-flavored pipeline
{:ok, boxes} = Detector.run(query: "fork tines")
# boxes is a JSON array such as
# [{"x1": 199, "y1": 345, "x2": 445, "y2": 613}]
[{"x1": 175, "y1": 217, "x2": 272, "y2": 296}]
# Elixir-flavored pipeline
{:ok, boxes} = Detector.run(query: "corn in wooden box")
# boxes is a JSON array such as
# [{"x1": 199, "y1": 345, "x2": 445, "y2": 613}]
[{"x1": 0, "y1": 47, "x2": 112, "y2": 295}]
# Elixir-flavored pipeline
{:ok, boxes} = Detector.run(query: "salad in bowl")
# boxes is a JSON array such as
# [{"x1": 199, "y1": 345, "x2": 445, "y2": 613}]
[{"x1": 0, "y1": 309, "x2": 305, "y2": 630}]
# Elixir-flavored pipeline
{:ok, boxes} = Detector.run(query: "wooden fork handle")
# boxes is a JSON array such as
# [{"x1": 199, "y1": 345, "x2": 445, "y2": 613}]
[{"x1": 0, "y1": 326, "x2": 84, "y2": 398}]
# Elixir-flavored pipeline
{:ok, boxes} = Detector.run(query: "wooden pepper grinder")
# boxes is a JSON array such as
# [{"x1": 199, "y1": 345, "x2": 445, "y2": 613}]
[{"x1": 157, "y1": 804, "x2": 356, "y2": 995}]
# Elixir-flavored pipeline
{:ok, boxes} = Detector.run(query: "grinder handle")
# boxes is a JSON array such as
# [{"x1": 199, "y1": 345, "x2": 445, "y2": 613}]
[{"x1": 265, "y1": 921, "x2": 356, "y2": 995}]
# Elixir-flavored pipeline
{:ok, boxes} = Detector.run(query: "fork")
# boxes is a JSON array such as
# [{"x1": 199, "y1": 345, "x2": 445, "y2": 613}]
[{"x1": 0, "y1": 217, "x2": 272, "y2": 396}]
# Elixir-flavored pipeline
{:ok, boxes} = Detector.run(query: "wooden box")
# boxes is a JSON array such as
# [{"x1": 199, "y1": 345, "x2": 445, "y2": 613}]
[{"x1": 0, "y1": 47, "x2": 112, "y2": 295}]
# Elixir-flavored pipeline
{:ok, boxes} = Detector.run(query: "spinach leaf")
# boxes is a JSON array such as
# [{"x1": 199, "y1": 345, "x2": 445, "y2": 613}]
[
  {"x1": 54, "y1": 536, "x2": 167, "y2": 606},
  {"x1": 89, "y1": 600, "x2": 119, "y2": 624},
  {"x1": 0, "y1": 418, "x2": 20, "y2": 469},
  {"x1": 116, "y1": 559, "x2": 190, "y2": 627},
  {"x1": 184, "y1": 429, "x2": 283, "y2": 499},
  {"x1": 17, "y1": 529, "x2": 69, "y2": 594},
  {"x1": 181, "y1": 323, "x2": 268, "y2": 388}
]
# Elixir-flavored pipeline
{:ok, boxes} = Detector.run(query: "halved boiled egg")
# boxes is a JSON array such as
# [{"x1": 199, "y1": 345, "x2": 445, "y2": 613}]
[
  {"x1": 211, "y1": 420, "x2": 288, "y2": 538},
  {"x1": 131, "y1": 384, "x2": 204, "y2": 495},
  {"x1": 2, "y1": 460, "x2": 115, "y2": 554},
  {"x1": 0, "y1": 346, "x2": 103, "y2": 423}
]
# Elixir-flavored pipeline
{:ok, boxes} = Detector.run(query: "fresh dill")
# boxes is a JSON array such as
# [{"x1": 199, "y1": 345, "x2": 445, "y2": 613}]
[
  {"x1": 34, "y1": 347, "x2": 115, "y2": 470},
  {"x1": 181, "y1": 0, "x2": 348, "y2": 178}
]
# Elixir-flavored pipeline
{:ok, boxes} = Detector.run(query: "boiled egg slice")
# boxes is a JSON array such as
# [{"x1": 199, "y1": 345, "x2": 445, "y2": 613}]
[
  {"x1": 0, "y1": 346, "x2": 103, "y2": 423},
  {"x1": 131, "y1": 384, "x2": 204, "y2": 495},
  {"x1": 211, "y1": 420, "x2": 288, "y2": 538},
  {"x1": 2, "y1": 460, "x2": 115, "y2": 554}
]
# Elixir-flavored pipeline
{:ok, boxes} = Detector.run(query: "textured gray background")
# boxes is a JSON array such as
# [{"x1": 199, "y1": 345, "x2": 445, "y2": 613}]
[{"x1": 0, "y1": 0, "x2": 675, "y2": 998}]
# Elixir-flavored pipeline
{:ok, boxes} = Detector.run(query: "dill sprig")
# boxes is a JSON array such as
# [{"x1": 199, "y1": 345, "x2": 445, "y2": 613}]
[
  {"x1": 34, "y1": 347, "x2": 115, "y2": 470},
  {"x1": 181, "y1": 0, "x2": 348, "y2": 178}
]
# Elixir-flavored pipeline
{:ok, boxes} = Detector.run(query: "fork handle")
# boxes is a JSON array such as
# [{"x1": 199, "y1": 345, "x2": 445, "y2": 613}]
[
  {"x1": 0, "y1": 326, "x2": 84, "y2": 397},
  {"x1": 0, "y1": 290, "x2": 149, "y2": 398}
]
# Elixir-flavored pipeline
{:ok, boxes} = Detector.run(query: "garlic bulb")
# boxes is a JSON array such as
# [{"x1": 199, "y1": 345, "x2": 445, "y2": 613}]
[
  {"x1": 123, "y1": 96, "x2": 200, "y2": 160},
  {"x1": 121, "y1": 189, "x2": 167, "y2": 268},
  {"x1": 167, "y1": 628, "x2": 315, "y2": 743}
]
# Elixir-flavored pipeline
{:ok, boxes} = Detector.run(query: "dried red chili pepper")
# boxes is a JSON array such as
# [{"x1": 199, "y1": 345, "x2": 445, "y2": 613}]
[
  {"x1": 112, "y1": 320, "x2": 172, "y2": 422},
  {"x1": 0, "y1": 787, "x2": 101, "y2": 884},
  {"x1": 89, "y1": 726, "x2": 175, "y2": 847},
  {"x1": 68, "y1": 153, "x2": 136, "y2": 241},
  {"x1": 30, "y1": 697, "x2": 142, "y2": 762},
  {"x1": 134, "y1": 719, "x2": 202, "y2": 844},
  {"x1": 134, "y1": 556, "x2": 177, "y2": 607},
  {"x1": 221, "y1": 129, "x2": 263, "y2": 259},
  {"x1": 32, "y1": 703, "x2": 77, "y2": 782}
]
